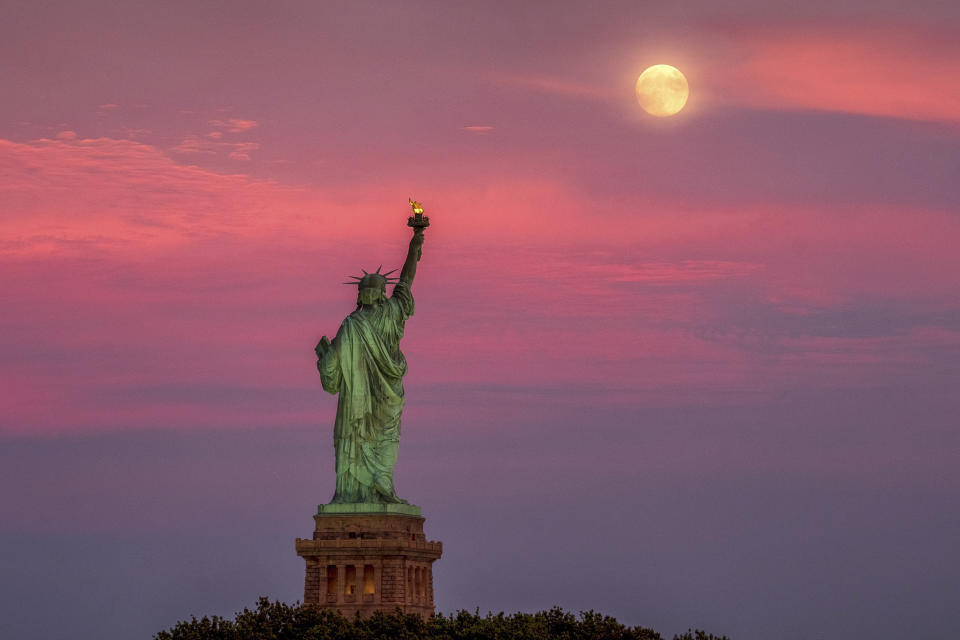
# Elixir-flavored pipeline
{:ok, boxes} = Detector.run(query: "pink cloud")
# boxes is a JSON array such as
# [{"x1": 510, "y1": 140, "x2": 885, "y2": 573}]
[
  {"x1": 227, "y1": 142, "x2": 260, "y2": 161},
  {"x1": 713, "y1": 25, "x2": 960, "y2": 122},
  {"x1": 172, "y1": 134, "x2": 217, "y2": 154},
  {"x1": 2, "y1": 133, "x2": 958, "y2": 436},
  {"x1": 0, "y1": 136, "x2": 311, "y2": 259},
  {"x1": 170, "y1": 116, "x2": 261, "y2": 159},
  {"x1": 171, "y1": 134, "x2": 260, "y2": 160},
  {"x1": 462, "y1": 126, "x2": 494, "y2": 134},
  {"x1": 119, "y1": 127, "x2": 151, "y2": 139},
  {"x1": 209, "y1": 118, "x2": 259, "y2": 133},
  {"x1": 591, "y1": 260, "x2": 760, "y2": 285}
]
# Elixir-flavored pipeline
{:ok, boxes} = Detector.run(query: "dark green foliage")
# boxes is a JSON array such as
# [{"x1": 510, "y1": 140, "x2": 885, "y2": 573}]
[
  {"x1": 672, "y1": 630, "x2": 730, "y2": 640},
  {"x1": 429, "y1": 607, "x2": 660, "y2": 640},
  {"x1": 155, "y1": 598, "x2": 725, "y2": 640}
]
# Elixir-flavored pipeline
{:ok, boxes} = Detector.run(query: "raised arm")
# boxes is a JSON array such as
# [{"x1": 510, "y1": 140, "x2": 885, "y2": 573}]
[{"x1": 399, "y1": 227, "x2": 425, "y2": 286}]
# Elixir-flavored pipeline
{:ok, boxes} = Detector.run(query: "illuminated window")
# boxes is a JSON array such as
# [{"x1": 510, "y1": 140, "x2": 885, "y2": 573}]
[
  {"x1": 345, "y1": 565, "x2": 357, "y2": 595},
  {"x1": 363, "y1": 565, "x2": 375, "y2": 595}
]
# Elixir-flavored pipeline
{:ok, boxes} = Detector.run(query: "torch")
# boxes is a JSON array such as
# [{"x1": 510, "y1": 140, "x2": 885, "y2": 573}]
[{"x1": 407, "y1": 198, "x2": 430, "y2": 229}]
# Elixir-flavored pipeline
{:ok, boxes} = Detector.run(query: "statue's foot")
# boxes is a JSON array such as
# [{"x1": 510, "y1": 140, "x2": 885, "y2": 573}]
[{"x1": 376, "y1": 492, "x2": 408, "y2": 505}]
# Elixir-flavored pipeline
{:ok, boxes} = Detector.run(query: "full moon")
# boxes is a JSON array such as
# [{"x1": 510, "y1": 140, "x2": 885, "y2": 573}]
[{"x1": 635, "y1": 64, "x2": 689, "y2": 117}]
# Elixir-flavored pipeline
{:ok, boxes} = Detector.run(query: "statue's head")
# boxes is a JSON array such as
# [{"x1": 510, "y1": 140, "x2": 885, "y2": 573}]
[
  {"x1": 346, "y1": 266, "x2": 398, "y2": 307},
  {"x1": 357, "y1": 273, "x2": 387, "y2": 306}
]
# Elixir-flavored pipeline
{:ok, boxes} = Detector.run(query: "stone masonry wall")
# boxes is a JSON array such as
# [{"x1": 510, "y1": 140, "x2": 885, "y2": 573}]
[
  {"x1": 295, "y1": 512, "x2": 442, "y2": 617},
  {"x1": 380, "y1": 557, "x2": 405, "y2": 604}
]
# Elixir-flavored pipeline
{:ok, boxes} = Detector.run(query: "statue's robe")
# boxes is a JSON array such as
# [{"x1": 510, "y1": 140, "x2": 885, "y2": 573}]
[{"x1": 317, "y1": 282, "x2": 414, "y2": 503}]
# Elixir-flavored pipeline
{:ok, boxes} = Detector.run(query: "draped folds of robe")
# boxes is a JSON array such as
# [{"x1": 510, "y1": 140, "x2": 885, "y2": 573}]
[{"x1": 317, "y1": 282, "x2": 414, "y2": 503}]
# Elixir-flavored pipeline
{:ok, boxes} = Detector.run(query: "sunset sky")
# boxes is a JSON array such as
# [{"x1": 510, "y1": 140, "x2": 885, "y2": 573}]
[{"x1": 2, "y1": 2, "x2": 959, "y2": 639}]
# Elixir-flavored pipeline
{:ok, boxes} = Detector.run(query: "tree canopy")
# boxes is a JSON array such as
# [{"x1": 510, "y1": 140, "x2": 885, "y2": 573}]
[{"x1": 154, "y1": 598, "x2": 729, "y2": 640}]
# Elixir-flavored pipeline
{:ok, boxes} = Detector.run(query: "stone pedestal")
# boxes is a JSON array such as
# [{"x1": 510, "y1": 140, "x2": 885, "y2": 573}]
[{"x1": 295, "y1": 506, "x2": 442, "y2": 618}]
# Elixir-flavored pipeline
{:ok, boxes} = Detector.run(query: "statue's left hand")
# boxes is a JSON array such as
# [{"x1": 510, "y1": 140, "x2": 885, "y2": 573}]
[{"x1": 315, "y1": 336, "x2": 331, "y2": 359}]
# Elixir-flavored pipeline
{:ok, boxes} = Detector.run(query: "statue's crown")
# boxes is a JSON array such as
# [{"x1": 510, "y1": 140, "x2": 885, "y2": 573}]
[{"x1": 344, "y1": 265, "x2": 399, "y2": 289}]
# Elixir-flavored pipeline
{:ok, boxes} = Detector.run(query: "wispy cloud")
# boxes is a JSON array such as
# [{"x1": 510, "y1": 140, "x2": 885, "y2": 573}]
[
  {"x1": 0, "y1": 135, "x2": 306, "y2": 257},
  {"x1": 166, "y1": 116, "x2": 262, "y2": 159},
  {"x1": 594, "y1": 260, "x2": 760, "y2": 285},
  {"x1": 462, "y1": 125, "x2": 494, "y2": 134},
  {"x1": 172, "y1": 134, "x2": 217, "y2": 155},
  {"x1": 172, "y1": 135, "x2": 260, "y2": 160},
  {"x1": 716, "y1": 25, "x2": 960, "y2": 122},
  {"x1": 119, "y1": 126, "x2": 151, "y2": 139},
  {"x1": 208, "y1": 118, "x2": 259, "y2": 133},
  {"x1": 227, "y1": 142, "x2": 260, "y2": 161}
]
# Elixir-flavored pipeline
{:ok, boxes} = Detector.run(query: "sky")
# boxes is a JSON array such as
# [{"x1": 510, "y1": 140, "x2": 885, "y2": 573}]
[{"x1": 1, "y1": 1, "x2": 958, "y2": 639}]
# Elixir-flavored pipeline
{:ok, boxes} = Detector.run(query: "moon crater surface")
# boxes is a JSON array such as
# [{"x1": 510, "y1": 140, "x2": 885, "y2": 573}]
[{"x1": 636, "y1": 64, "x2": 689, "y2": 117}]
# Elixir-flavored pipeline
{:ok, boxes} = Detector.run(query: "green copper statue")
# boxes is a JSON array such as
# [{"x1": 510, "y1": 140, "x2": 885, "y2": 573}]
[{"x1": 314, "y1": 201, "x2": 428, "y2": 505}]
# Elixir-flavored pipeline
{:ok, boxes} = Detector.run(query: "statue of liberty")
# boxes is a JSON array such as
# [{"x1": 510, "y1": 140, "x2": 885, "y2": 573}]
[{"x1": 314, "y1": 202, "x2": 428, "y2": 505}]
